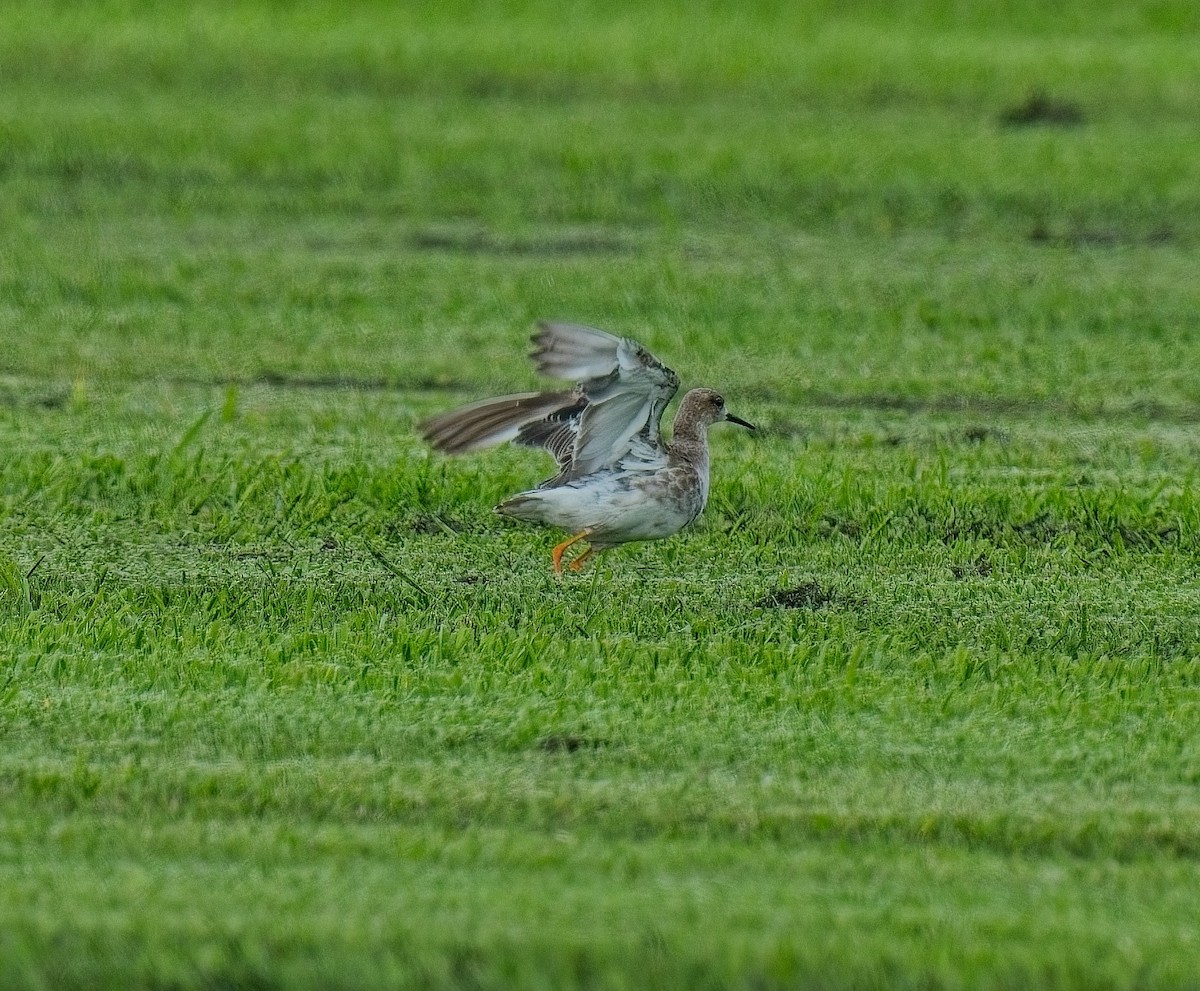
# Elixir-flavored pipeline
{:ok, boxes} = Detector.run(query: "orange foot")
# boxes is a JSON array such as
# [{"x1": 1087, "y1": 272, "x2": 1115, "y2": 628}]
[
  {"x1": 551, "y1": 530, "x2": 591, "y2": 576},
  {"x1": 567, "y1": 547, "x2": 597, "y2": 572}
]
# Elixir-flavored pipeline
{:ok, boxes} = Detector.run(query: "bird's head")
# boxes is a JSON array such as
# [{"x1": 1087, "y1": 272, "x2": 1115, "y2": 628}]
[{"x1": 679, "y1": 388, "x2": 755, "y2": 431}]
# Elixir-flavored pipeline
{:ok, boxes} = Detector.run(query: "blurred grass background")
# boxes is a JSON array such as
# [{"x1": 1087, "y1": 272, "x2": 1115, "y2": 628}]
[{"x1": 3, "y1": 2, "x2": 1200, "y2": 989}]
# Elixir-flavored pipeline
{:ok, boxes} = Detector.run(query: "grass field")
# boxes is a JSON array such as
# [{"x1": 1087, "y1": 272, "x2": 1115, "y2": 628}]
[{"x1": 3, "y1": 1, "x2": 1200, "y2": 987}]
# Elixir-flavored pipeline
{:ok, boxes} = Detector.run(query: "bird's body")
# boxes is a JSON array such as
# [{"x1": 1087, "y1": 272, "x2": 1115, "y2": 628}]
[
  {"x1": 420, "y1": 323, "x2": 753, "y2": 573},
  {"x1": 497, "y1": 447, "x2": 708, "y2": 547}
]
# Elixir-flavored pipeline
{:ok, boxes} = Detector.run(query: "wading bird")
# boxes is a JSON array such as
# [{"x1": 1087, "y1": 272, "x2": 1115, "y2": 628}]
[{"x1": 420, "y1": 322, "x2": 754, "y2": 574}]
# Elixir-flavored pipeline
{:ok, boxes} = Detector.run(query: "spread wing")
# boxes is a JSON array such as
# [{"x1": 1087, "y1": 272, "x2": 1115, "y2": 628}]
[{"x1": 419, "y1": 321, "x2": 680, "y2": 487}]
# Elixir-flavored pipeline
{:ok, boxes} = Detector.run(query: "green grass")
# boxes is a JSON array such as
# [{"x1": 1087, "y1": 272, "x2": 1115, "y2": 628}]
[{"x1": 3, "y1": 1, "x2": 1200, "y2": 988}]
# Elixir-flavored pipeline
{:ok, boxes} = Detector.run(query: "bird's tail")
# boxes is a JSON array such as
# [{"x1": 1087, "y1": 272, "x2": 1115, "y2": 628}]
[{"x1": 494, "y1": 491, "x2": 545, "y2": 522}]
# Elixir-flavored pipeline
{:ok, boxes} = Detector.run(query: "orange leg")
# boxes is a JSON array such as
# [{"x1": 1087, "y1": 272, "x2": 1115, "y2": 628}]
[
  {"x1": 551, "y1": 530, "x2": 591, "y2": 575},
  {"x1": 567, "y1": 546, "x2": 598, "y2": 572}
]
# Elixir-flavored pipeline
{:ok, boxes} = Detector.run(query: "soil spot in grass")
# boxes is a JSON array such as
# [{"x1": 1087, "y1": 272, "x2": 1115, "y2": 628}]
[
  {"x1": 538, "y1": 734, "x2": 607, "y2": 753},
  {"x1": 951, "y1": 555, "x2": 993, "y2": 579},
  {"x1": 1145, "y1": 223, "x2": 1176, "y2": 246},
  {"x1": 818, "y1": 514, "x2": 862, "y2": 540},
  {"x1": 963, "y1": 425, "x2": 1008, "y2": 444},
  {"x1": 1001, "y1": 90, "x2": 1085, "y2": 127},
  {"x1": 756, "y1": 581, "x2": 855, "y2": 610}
]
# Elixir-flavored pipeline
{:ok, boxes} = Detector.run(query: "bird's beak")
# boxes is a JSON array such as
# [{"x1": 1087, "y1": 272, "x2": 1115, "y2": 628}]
[{"x1": 726, "y1": 412, "x2": 755, "y2": 430}]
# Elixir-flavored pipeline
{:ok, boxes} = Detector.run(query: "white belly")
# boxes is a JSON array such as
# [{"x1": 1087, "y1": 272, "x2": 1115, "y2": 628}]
[{"x1": 501, "y1": 466, "x2": 707, "y2": 546}]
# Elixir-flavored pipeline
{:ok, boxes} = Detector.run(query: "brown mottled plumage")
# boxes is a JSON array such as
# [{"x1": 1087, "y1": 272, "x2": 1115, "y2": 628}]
[{"x1": 420, "y1": 323, "x2": 753, "y2": 573}]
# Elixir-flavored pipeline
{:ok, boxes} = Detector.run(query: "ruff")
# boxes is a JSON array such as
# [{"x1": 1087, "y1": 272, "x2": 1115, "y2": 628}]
[{"x1": 420, "y1": 322, "x2": 754, "y2": 573}]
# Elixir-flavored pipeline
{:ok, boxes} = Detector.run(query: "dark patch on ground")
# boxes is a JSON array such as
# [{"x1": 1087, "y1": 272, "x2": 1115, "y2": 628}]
[
  {"x1": 410, "y1": 228, "x2": 629, "y2": 258},
  {"x1": 1144, "y1": 224, "x2": 1177, "y2": 246},
  {"x1": 1028, "y1": 222, "x2": 1175, "y2": 249},
  {"x1": 951, "y1": 555, "x2": 994, "y2": 579},
  {"x1": 756, "y1": 581, "x2": 855, "y2": 610},
  {"x1": 1001, "y1": 90, "x2": 1086, "y2": 128},
  {"x1": 1011, "y1": 512, "x2": 1068, "y2": 543},
  {"x1": 462, "y1": 73, "x2": 582, "y2": 101},
  {"x1": 1109, "y1": 522, "x2": 1180, "y2": 549},
  {"x1": 254, "y1": 370, "x2": 397, "y2": 391},
  {"x1": 819, "y1": 514, "x2": 862, "y2": 540},
  {"x1": 0, "y1": 386, "x2": 69, "y2": 410},
  {"x1": 457, "y1": 73, "x2": 685, "y2": 105},
  {"x1": 1123, "y1": 398, "x2": 1200, "y2": 421},
  {"x1": 963, "y1": 425, "x2": 1009, "y2": 444},
  {"x1": 538, "y1": 734, "x2": 607, "y2": 754},
  {"x1": 942, "y1": 510, "x2": 1066, "y2": 547},
  {"x1": 1029, "y1": 223, "x2": 1116, "y2": 247}
]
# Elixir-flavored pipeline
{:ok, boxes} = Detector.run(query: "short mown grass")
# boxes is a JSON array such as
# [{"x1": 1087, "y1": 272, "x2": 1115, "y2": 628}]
[{"x1": 3, "y1": 1, "x2": 1200, "y2": 988}]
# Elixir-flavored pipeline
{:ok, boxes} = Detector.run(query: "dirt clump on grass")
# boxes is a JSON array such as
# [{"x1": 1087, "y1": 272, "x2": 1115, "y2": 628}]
[
  {"x1": 756, "y1": 581, "x2": 847, "y2": 610},
  {"x1": 1001, "y1": 90, "x2": 1085, "y2": 127}
]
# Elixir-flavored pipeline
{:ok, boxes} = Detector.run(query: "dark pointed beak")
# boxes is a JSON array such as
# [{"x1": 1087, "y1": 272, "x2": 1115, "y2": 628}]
[{"x1": 726, "y1": 413, "x2": 755, "y2": 430}]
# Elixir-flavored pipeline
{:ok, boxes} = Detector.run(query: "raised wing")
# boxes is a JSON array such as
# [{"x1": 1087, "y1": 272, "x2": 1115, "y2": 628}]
[
  {"x1": 419, "y1": 321, "x2": 680, "y2": 487},
  {"x1": 531, "y1": 321, "x2": 625, "y2": 380},
  {"x1": 419, "y1": 389, "x2": 580, "y2": 455}
]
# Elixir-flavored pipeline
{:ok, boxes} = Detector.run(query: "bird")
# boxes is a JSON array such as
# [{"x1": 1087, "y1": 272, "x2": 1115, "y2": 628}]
[{"x1": 419, "y1": 322, "x2": 754, "y2": 574}]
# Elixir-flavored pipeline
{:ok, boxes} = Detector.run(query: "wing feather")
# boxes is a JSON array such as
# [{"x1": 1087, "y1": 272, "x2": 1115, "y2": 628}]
[
  {"x1": 421, "y1": 321, "x2": 680, "y2": 486},
  {"x1": 420, "y1": 390, "x2": 576, "y2": 454},
  {"x1": 532, "y1": 323, "x2": 623, "y2": 380},
  {"x1": 570, "y1": 389, "x2": 654, "y2": 479}
]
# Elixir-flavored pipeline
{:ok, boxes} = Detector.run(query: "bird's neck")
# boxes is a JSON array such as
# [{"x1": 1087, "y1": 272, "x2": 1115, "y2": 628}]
[
  {"x1": 668, "y1": 416, "x2": 710, "y2": 473},
  {"x1": 668, "y1": 418, "x2": 711, "y2": 512}
]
